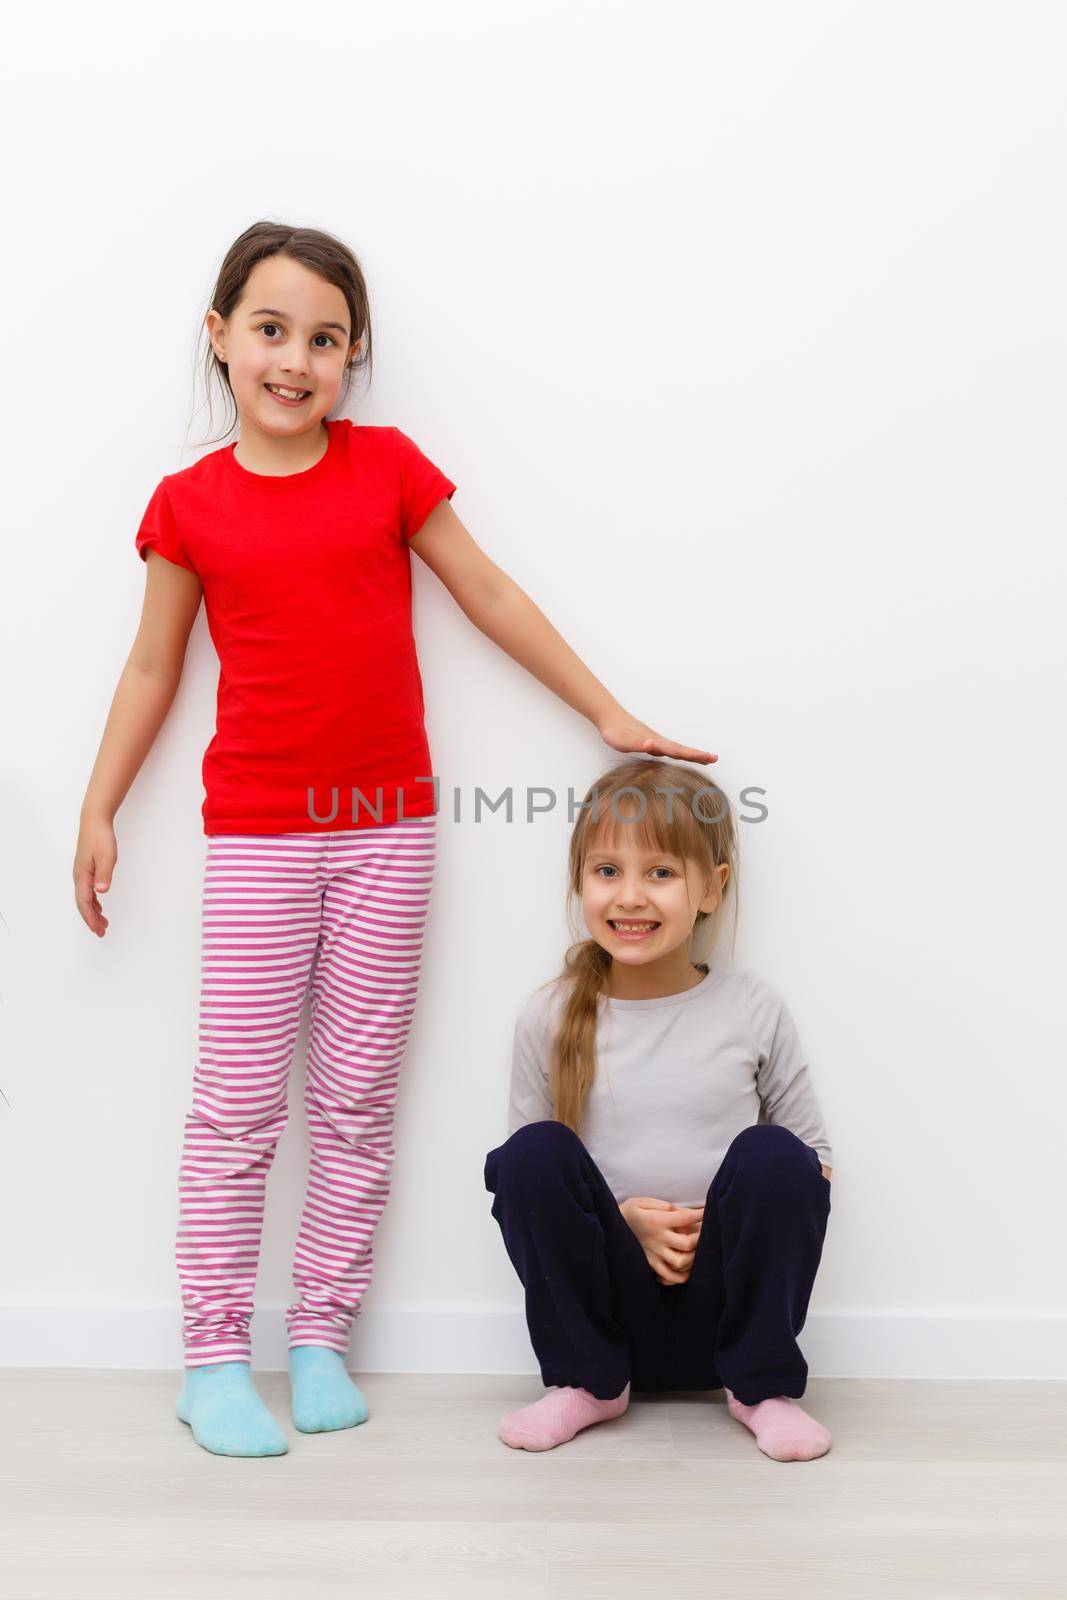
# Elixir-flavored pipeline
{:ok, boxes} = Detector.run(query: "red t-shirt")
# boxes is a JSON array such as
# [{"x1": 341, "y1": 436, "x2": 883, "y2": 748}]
[{"x1": 134, "y1": 419, "x2": 456, "y2": 835}]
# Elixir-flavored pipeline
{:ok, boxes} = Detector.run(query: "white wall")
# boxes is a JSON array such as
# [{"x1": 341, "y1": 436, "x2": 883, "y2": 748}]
[{"x1": 2, "y1": 0, "x2": 1064, "y2": 1374}]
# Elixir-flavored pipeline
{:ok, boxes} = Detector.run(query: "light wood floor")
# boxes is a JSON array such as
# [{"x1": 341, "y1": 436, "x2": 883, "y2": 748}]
[{"x1": 1, "y1": 1371, "x2": 1064, "y2": 1598}]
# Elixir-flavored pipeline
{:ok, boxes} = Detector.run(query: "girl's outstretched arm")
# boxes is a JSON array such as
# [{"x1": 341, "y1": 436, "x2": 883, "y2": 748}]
[
  {"x1": 74, "y1": 552, "x2": 203, "y2": 937},
  {"x1": 408, "y1": 501, "x2": 717, "y2": 764}
]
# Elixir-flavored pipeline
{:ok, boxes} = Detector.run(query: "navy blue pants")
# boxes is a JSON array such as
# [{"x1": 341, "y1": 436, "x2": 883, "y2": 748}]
[{"x1": 483, "y1": 1120, "x2": 831, "y2": 1406}]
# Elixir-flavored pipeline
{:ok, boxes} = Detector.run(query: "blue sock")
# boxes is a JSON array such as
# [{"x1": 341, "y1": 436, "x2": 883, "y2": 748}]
[
  {"x1": 176, "y1": 1361, "x2": 288, "y2": 1457},
  {"x1": 288, "y1": 1344, "x2": 369, "y2": 1432}
]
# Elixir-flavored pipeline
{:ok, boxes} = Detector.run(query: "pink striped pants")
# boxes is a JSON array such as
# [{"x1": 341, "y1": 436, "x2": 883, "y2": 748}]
[{"x1": 176, "y1": 815, "x2": 437, "y2": 1367}]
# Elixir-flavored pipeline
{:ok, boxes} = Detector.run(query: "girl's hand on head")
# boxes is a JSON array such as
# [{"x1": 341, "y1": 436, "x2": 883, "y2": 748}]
[
  {"x1": 596, "y1": 711, "x2": 717, "y2": 766},
  {"x1": 620, "y1": 1198, "x2": 704, "y2": 1285},
  {"x1": 74, "y1": 816, "x2": 117, "y2": 938}
]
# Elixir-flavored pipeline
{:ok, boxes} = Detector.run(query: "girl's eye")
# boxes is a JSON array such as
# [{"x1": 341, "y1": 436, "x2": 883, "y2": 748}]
[{"x1": 258, "y1": 324, "x2": 334, "y2": 348}]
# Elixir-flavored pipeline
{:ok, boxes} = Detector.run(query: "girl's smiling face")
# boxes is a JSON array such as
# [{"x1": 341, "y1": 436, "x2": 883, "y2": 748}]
[
  {"x1": 206, "y1": 255, "x2": 360, "y2": 438},
  {"x1": 581, "y1": 826, "x2": 727, "y2": 973}
]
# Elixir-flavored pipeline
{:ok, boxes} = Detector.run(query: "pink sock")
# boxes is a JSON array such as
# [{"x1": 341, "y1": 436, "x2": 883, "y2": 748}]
[
  {"x1": 498, "y1": 1382, "x2": 631, "y2": 1451},
  {"x1": 725, "y1": 1388, "x2": 832, "y2": 1461}
]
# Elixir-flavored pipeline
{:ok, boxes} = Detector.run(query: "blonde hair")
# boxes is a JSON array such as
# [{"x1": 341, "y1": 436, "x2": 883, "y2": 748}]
[{"x1": 547, "y1": 757, "x2": 739, "y2": 1132}]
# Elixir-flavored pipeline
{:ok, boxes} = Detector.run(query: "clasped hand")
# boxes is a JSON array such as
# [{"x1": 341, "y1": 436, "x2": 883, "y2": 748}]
[{"x1": 619, "y1": 1196, "x2": 704, "y2": 1286}]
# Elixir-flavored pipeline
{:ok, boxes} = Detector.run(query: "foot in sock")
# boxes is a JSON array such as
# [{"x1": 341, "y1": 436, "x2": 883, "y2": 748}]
[
  {"x1": 176, "y1": 1361, "x2": 288, "y2": 1457},
  {"x1": 498, "y1": 1381, "x2": 630, "y2": 1451},
  {"x1": 725, "y1": 1387, "x2": 832, "y2": 1461},
  {"x1": 288, "y1": 1345, "x2": 369, "y2": 1433}
]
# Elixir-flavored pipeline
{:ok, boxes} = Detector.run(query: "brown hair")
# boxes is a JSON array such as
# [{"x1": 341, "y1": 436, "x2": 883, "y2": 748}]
[
  {"x1": 190, "y1": 219, "x2": 373, "y2": 447},
  {"x1": 547, "y1": 757, "x2": 739, "y2": 1132}
]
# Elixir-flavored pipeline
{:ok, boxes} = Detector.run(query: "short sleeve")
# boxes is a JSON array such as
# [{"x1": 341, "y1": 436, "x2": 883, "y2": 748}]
[
  {"x1": 507, "y1": 989, "x2": 557, "y2": 1136},
  {"x1": 134, "y1": 479, "x2": 198, "y2": 574},
  {"x1": 743, "y1": 973, "x2": 835, "y2": 1170},
  {"x1": 393, "y1": 427, "x2": 457, "y2": 541}
]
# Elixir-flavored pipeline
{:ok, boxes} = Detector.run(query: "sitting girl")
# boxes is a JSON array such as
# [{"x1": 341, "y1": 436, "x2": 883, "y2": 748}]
[{"x1": 484, "y1": 756, "x2": 835, "y2": 1463}]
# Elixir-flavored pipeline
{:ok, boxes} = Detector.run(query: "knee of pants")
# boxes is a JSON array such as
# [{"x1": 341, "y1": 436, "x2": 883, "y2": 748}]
[
  {"x1": 716, "y1": 1123, "x2": 814, "y2": 1191},
  {"x1": 303, "y1": 1080, "x2": 393, "y2": 1144},
  {"x1": 189, "y1": 1093, "x2": 289, "y2": 1147},
  {"x1": 483, "y1": 1118, "x2": 582, "y2": 1195}
]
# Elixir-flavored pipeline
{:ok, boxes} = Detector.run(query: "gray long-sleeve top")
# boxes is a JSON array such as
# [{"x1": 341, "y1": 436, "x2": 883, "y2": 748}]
[{"x1": 507, "y1": 966, "x2": 834, "y2": 1207}]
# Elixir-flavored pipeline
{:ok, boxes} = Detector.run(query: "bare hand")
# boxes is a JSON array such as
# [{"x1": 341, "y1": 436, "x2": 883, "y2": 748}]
[
  {"x1": 597, "y1": 711, "x2": 717, "y2": 766},
  {"x1": 74, "y1": 816, "x2": 117, "y2": 938},
  {"x1": 620, "y1": 1196, "x2": 704, "y2": 1285}
]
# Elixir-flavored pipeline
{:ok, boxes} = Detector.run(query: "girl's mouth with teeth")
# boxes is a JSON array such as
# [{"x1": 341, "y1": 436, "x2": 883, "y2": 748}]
[
  {"x1": 264, "y1": 383, "x2": 311, "y2": 404},
  {"x1": 607, "y1": 920, "x2": 661, "y2": 940}
]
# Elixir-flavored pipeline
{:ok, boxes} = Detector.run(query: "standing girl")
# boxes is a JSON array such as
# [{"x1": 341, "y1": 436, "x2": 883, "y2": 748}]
[
  {"x1": 485, "y1": 756, "x2": 836, "y2": 1462},
  {"x1": 73, "y1": 221, "x2": 715, "y2": 1458}
]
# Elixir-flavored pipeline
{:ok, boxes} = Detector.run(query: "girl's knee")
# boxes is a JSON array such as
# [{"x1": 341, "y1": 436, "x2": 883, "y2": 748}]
[
  {"x1": 484, "y1": 1119, "x2": 581, "y2": 1192},
  {"x1": 723, "y1": 1123, "x2": 812, "y2": 1178},
  {"x1": 189, "y1": 1097, "x2": 288, "y2": 1146}
]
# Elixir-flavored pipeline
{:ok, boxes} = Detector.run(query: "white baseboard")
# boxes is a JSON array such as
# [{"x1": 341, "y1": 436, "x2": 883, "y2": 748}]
[{"x1": 0, "y1": 1306, "x2": 1063, "y2": 1378}]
